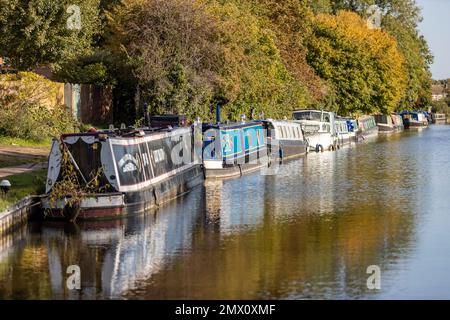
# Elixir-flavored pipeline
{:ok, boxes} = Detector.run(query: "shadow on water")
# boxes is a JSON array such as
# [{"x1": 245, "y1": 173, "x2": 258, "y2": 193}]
[{"x1": 1, "y1": 127, "x2": 449, "y2": 299}]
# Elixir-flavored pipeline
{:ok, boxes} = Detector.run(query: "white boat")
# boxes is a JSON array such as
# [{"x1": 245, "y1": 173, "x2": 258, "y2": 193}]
[
  {"x1": 293, "y1": 110, "x2": 338, "y2": 152},
  {"x1": 335, "y1": 118, "x2": 352, "y2": 146},
  {"x1": 263, "y1": 119, "x2": 308, "y2": 160}
]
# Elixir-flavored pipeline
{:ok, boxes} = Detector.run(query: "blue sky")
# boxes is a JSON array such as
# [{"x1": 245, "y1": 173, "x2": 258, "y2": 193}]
[{"x1": 417, "y1": 0, "x2": 450, "y2": 79}]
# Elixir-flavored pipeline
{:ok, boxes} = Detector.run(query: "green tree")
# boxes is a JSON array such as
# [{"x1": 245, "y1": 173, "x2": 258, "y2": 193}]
[
  {"x1": 320, "y1": 0, "x2": 433, "y2": 109},
  {"x1": 0, "y1": 0, "x2": 101, "y2": 70},
  {"x1": 306, "y1": 11, "x2": 407, "y2": 115}
]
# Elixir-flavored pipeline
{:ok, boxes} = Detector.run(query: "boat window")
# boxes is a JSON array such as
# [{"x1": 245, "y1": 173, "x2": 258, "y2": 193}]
[
  {"x1": 293, "y1": 111, "x2": 322, "y2": 121},
  {"x1": 303, "y1": 124, "x2": 320, "y2": 133}
]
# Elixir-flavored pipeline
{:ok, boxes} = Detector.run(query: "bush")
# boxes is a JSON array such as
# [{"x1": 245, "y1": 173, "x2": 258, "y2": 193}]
[{"x1": 0, "y1": 72, "x2": 79, "y2": 141}]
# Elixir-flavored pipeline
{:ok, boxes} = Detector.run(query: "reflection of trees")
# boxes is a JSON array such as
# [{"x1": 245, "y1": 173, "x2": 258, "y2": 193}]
[
  {"x1": 0, "y1": 187, "x2": 205, "y2": 299},
  {"x1": 133, "y1": 141, "x2": 419, "y2": 299},
  {"x1": 0, "y1": 225, "x2": 52, "y2": 299}
]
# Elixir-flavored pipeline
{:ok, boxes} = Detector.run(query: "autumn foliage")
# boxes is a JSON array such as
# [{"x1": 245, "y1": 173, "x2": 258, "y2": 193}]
[{"x1": 0, "y1": 0, "x2": 433, "y2": 122}]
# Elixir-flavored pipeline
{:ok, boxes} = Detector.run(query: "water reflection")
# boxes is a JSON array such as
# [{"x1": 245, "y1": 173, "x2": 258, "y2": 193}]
[
  {"x1": 0, "y1": 187, "x2": 205, "y2": 299},
  {"x1": 1, "y1": 127, "x2": 448, "y2": 299}
]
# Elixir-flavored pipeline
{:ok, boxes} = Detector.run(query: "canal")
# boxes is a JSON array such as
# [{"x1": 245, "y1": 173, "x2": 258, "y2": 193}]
[{"x1": 1, "y1": 126, "x2": 450, "y2": 299}]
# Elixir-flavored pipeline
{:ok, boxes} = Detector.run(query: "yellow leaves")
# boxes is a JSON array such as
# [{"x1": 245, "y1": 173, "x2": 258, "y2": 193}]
[{"x1": 308, "y1": 10, "x2": 408, "y2": 114}]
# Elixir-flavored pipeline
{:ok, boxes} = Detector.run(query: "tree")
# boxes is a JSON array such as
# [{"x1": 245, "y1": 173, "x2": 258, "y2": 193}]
[
  {"x1": 107, "y1": 0, "x2": 222, "y2": 121},
  {"x1": 0, "y1": 0, "x2": 101, "y2": 70},
  {"x1": 208, "y1": 0, "x2": 311, "y2": 120},
  {"x1": 306, "y1": 11, "x2": 407, "y2": 115},
  {"x1": 319, "y1": 0, "x2": 433, "y2": 109}
]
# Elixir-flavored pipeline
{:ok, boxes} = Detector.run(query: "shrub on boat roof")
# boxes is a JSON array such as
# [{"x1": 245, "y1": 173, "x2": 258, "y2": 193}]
[{"x1": 0, "y1": 72, "x2": 79, "y2": 141}]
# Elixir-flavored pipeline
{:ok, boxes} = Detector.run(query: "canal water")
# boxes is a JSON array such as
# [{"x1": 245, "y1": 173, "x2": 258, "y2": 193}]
[{"x1": 1, "y1": 126, "x2": 450, "y2": 299}]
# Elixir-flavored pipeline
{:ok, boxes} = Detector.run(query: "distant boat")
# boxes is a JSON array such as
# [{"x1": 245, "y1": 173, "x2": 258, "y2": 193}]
[
  {"x1": 356, "y1": 115, "x2": 379, "y2": 140},
  {"x1": 400, "y1": 111, "x2": 429, "y2": 129},
  {"x1": 293, "y1": 110, "x2": 338, "y2": 152},
  {"x1": 431, "y1": 113, "x2": 447, "y2": 124},
  {"x1": 262, "y1": 119, "x2": 308, "y2": 160},
  {"x1": 335, "y1": 118, "x2": 352, "y2": 146},
  {"x1": 202, "y1": 121, "x2": 268, "y2": 179},
  {"x1": 374, "y1": 114, "x2": 404, "y2": 133}
]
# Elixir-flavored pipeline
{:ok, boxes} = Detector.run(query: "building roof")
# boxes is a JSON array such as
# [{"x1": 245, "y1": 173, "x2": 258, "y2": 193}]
[{"x1": 432, "y1": 84, "x2": 446, "y2": 96}]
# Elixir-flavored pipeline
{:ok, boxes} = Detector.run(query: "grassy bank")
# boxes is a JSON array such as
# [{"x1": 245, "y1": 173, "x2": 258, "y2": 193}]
[
  {"x1": 0, "y1": 169, "x2": 46, "y2": 212},
  {"x1": 0, "y1": 136, "x2": 51, "y2": 148},
  {"x1": 0, "y1": 154, "x2": 46, "y2": 168}
]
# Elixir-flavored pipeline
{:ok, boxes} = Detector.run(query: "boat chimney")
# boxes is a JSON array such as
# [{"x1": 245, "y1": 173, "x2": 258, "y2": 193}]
[
  {"x1": 144, "y1": 103, "x2": 150, "y2": 128},
  {"x1": 216, "y1": 104, "x2": 221, "y2": 124}
]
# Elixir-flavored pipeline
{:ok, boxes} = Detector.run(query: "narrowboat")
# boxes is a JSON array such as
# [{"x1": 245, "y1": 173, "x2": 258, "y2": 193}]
[
  {"x1": 41, "y1": 119, "x2": 204, "y2": 221},
  {"x1": 202, "y1": 121, "x2": 268, "y2": 179},
  {"x1": 293, "y1": 110, "x2": 338, "y2": 152},
  {"x1": 262, "y1": 119, "x2": 308, "y2": 161},
  {"x1": 400, "y1": 111, "x2": 429, "y2": 129},
  {"x1": 356, "y1": 115, "x2": 379, "y2": 140},
  {"x1": 342, "y1": 118, "x2": 358, "y2": 141},
  {"x1": 374, "y1": 114, "x2": 404, "y2": 133},
  {"x1": 431, "y1": 113, "x2": 447, "y2": 124},
  {"x1": 335, "y1": 118, "x2": 352, "y2": 146}
]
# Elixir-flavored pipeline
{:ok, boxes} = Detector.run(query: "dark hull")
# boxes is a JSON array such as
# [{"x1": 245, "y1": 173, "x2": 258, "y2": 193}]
[
  {"x1": 43, "y1": 165, "x2": 204, "y2": 221},
  {"x1": 404, "y1": 121, "x2": 428, "y2": 129},
  {"x1": 268, "y1": 140, "x2": 308, "y2": 161},
  {"x1": 204, "y1": 157, "x2": 268, "y2": 179}
]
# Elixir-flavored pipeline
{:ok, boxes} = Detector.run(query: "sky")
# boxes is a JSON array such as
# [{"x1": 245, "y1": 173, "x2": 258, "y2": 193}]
[{"x1": 417, "y1": 0, "x2": 450, "y2": 80}]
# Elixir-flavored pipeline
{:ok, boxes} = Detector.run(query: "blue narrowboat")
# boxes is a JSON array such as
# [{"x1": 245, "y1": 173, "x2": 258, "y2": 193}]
[
  {"x1": 400, "y1": 111, "x2": 429, "y2": 129},
  {"x1": 202, "y1": 121, "x2": 268, "y2": 178}
]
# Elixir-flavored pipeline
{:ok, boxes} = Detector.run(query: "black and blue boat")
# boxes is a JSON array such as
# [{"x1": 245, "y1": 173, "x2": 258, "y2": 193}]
[{"x1": 202, "y1": 121, "x2": 268, "y2": 179}]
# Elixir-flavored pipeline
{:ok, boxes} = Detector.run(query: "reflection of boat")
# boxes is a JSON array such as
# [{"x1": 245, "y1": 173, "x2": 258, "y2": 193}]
[
  {"x1": 293, "y1": 110, "x2": 338, "y2": 152},
  {"x1": 400, "y1": 111, "x2": 429, "y2": 129},
  {"x1": 356, "y1": 115, "x2": 379, "y2": 140},
  {"x1": 262, "y1": 119, "x2": 308, "y2": 161},
  {"x1": 41, "y1": 187, "x2": 204, "y2": 299},
  {"x1": 202, "y1": 121, "x2": 268, "y2": 179},
  {"x1": 41, "y1": 119, "x2": 204, "y2": 221},
  {"x1": 374, "y1": 114, "x2": 404, "y2": 133}
]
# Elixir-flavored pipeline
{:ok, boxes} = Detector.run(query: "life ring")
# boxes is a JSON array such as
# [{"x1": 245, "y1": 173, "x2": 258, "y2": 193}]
[{"x1": 315, "y1": 144, "x2": 324, "y2": 153}]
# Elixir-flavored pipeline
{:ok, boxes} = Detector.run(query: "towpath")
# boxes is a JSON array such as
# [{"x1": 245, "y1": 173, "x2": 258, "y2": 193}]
[{"x1": 0, "y1": 144, "x2": 49, "y2": 178}]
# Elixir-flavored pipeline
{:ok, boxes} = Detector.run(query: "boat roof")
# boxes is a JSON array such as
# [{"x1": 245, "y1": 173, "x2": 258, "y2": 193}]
[
  {"x1": 61, "y1": 125, "x2": 188, "y2": 140},
  {"x1": 202, "y1": 121, "x2": 263, "y2": 130},
  {"x1": 293, "y1": 109, "x2": 334, "y2": 114}
]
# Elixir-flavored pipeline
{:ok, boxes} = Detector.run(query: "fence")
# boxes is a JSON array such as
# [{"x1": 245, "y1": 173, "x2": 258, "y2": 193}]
[{"x1": 64, "y1": 84, "x2": 113, "y2": 125}]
